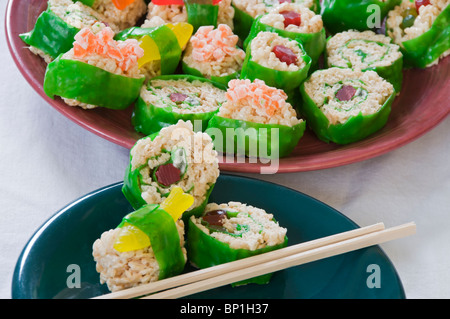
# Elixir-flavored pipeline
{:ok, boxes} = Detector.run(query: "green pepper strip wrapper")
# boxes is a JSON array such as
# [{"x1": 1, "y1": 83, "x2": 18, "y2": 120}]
[
  {"x1": 240, "y1": 38, "x2": 312, "y2": 100},
  {"x1": 19, "y1": 8, "x2": 80, "y2": 60},
  {"x1": 43, "y1": 56, "x2": 144, "y2": 110},
  {"x1": 77, "y1": 0, "x2": 96, "y2": 6},
  {"x1": 320, "y1": 0, "x2": 401, "y2": 34},
  {"x1": 185, "y1": 0, "x2": 219, "y2": 31},
  {"x1": 298, "y1": 83, "x2": 396, "y2": 145},
  {"x1": 133, "y1": 74, "x2": 227, "y2": 135},
  {"x1": 243, "y1": 15, "x2": 326, "y2": 67},
  {"x1": 206, "y1": 116, "x2": 306, "y2": 159},
  {"x1": 394, "y1": 5, "x2": 450, "y2": 69},
  {"x1": 187, "y1": 216, "x2": 288, "y2": 286},
  {"x1": 181, "y1": 60, "x2": 240, "y2": 87},
  {"x1": 117, "y1": 204, "x2": 186, "y2": 279},
  {"x1": 115, "y1": 25, "x2": 182, "y2": 75}
]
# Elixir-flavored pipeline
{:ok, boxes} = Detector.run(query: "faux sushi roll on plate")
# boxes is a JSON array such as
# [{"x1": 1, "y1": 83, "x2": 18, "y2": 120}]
[
  {"x1": 90, "y1": 0, "x2": 148, "y2": 30},
  {"x1": 240, "y1": 31, "x2": 311, "y2": 100},
  {"x1": 43, "y1": 27, "x2": 145, "y2": 110},
  {"x1": 19, "y1": 0, "x2": 119, "y2": 63},
  {"x1": 243, "y1": 2, "x2": 326, "y2": 66},
  {"x1": 299, "y1": 68, "x2": 396, "y2": 145},
  {"x1": 122, "y1": 120, "x2": 220, "y2": 221},
  {"x1": 386, "y1": 0, "x2": 450, "y2": 68},
  {"x1": 206, "y1": 79, "x2": 306, "y2": 159},
  {"x1": 93, "y1": 187, "x2": 192, "y2": 292},
  {"x1": 182, "y1": 24, "x2": 246, "y2": 86},
  {"x1": 232, "y1": 0, "x2": 321, "y2": 41},
  {"x1": 133, "y1": 75, "x2": 227, "y2": 135},
  {"x1": 326, "y1": 30, "x2": 403, "y2": 92},
  {"x1": 187, "y1": 201, "x2": 288, "y2": 286}
]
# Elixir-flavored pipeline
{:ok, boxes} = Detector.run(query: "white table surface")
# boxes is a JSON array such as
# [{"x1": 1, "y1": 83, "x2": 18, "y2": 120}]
[{"x1": 1, "y1": 1, "x2": 449, "y2": 299}]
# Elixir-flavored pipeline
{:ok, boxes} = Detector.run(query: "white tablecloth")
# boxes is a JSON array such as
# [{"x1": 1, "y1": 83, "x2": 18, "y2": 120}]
[{"x1": 1, "y1": 1, "x2": 449, "y2": 299}]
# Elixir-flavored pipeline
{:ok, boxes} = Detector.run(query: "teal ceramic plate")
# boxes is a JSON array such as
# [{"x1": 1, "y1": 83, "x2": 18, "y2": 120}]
[{"x1": 12, "y1": 174, "x2": 405, "y2": 299}]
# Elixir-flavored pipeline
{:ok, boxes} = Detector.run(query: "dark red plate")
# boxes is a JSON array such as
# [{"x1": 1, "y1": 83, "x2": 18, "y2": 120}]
[{"x1": 5, "y1": 0, "x2": 449, "y2": 173}]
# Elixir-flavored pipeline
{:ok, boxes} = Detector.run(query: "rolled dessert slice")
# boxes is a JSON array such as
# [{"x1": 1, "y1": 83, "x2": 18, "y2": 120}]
[
  {"x1": 299, "y1": 67, "x2": 396, "y2": 144},
  {"x1": 43, "y1": 27, "x2": 145, "y2": 110},
  {"x1": 146, "y1": 0, "x2": 235, "y2": 31},
  {"x1": 232, "y1": 0, "x2": 321, "y2": 41},
  {"x1": 206, "y1": 79, "x2": 306, "y2": 159},
  {"x1": 90, "y1": 0, "x2": 148, "y2": 30},
  {"x1": 182, "y1": 24, "x2": 246, "y2": 86},
  {"x1": 133, "y1": 75, "x2": 227, "y2": 135},
  {"x1": 187, "y1": 201, "x2": 288, "y2": 286},
  {"x1": 243, "y1": 2, "x2": 325, "y2": 66},
  {"x1": 240, "y1": 31, "x2": 311, "y2": 100},
  {"x1": 19, "y1": 0, "x2": 119, "y2": 63},
  {"x1": 326, "y1": 30, "x2": 403, "y2": 92},
  {"x1": 93, "y1": 187, "x2": 192, "y2": 292},
  {"x1": 122, "y1": 120, "x2": 220, "y2": 221},
  {"x1": 385, "y1": 0, "x2": 450, "y2": 68}
]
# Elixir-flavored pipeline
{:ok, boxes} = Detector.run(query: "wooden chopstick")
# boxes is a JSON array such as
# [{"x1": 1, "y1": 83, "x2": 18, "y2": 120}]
[
  {"x1": 142, "y1": 222, "x2": 416, "y2": 299},
  {"x1": 94, "y1": 222, "x2": 386, "y2": 299}
]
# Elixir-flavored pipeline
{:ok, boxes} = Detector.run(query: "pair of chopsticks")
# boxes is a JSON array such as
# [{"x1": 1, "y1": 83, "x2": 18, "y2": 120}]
[{"x1": 94, "y1": 221, "x2": 416, "y2": 299}]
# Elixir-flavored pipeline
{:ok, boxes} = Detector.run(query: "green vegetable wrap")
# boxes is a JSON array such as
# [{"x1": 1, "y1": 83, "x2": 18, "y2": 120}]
[
  {"x1": 320, "y1": 0, "x2": 401, "y2": 34},
  {"x1": 386, "y1": 1, "x2": 450, "y2": 68},
  {"x1": 299, "y1": 68, "x2": 396, "y2": 144},
  {"x1": 181, "y1": 61, "x2": 240, "y2": 87},
  {"x1": 43, "y1": 56, "x2": 144, "y2": 109},
  {"x1": 133, "y1": 75, "x2": 227, "y2": 135},
  {"x1": 187, "y1": 202, "x2": 288, "y2": 286},
  {"x1": 325, "y1": 30, "x2": 403, "y2": 92},
  {"x1": 115, "y1": 25, "x2": 183, "y2": 76},
  {"x1": 206, "y1": 116, "x2": 306, "y2": 159},
  {"x1": 185, "y1": 0, "x2": 220, "y2": 31},
  {"x1": 117, "y1": 204, "x2": 186, "y2": 279}
]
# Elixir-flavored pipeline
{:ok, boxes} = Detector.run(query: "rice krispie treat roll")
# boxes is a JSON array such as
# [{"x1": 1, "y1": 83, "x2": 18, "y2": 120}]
[
  {"x1": 320, "y1": 0, "x2": 401, "y2": 34},
  {"x1": 91, "y1": 0, "x2": 147, "y2": 30},
  {"x1": 241, "y1": 31, "x2": 311, "y2": 99},
  {"x1": 232, "y1": 0, "x2": 320, "y2": 40},
  {"x1": 243, "y1": 2, "x2": 325, "y2": 66},
  {"x1": 20, "y1": 0, "x2": 119, "y2": 63},
  {"x1": 326, "y1": 30, "x2": 404, "y2": 92},
  {"x1": 93, "y1": 187, "x2": 192, "y2": 292},
  {"x1": 386, "y1": 0, "x2": 450, "y2": 68},
  {"x1": 43, "y1": 27, "x2": 145, "y2": 110},
  {"x1": 122, "y1": 120, "x2": 219, "y2": 220},
  {"x1": 206, "y1": 79, "x2": 306, "y2": 159},
  {"x1": 133, "y1": 75, "x2": 227, "y2": 135},
  {"x1": 187, "y1": 201, "x2": 288, "y2": 286},
  {"x1": 146, "y1": 0, "x2": 235, "y2": 31},
  {"x1": 182, "y1": 24, "x2": 246, "y2": 86},
  {"x1": 299, "y1": 68, "x2": 396, "y2": 144}
]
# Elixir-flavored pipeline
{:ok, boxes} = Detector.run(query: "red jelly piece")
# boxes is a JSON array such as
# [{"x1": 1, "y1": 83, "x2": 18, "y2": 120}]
[
  {"x1": 155, "y1": 163, "x2": 181, "y2": 187},
  {"x1": 415, "y1": 0, "x2": 430, "y2": 12},
  {"x1": 202, "y1": 209, "x2": 228, "y2": 226},
  {"x1": 151, "y1": 0, "x2": 184, "y2": 5},
  {"x1": 169, "y1": 93, "x2": 188, "y2": 102},
  {"x1": 272, "y1": 45, "x2": 298, "y2": 65},
  {"x1": 336, "y1": 85, "x2": 357, "y2": 102},
  {"x1": 279, "y1": 0, "x2": 292, "y2": 3},
  {"x1": 280, "y1": 10, "x2": 301, "y2": 28}
]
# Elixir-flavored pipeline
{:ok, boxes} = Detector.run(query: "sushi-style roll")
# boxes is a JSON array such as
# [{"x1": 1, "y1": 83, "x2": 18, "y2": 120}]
[
  {"x1": 43, "y1": 27, "x2": 145, "y2": 110},
  {"x1": 122, "y1": 120, "x2": 220, "y2": 221},
  {"x1": 182, "y1": 24, "x2": 246, "y2": 86},
  {"x1": 187, "y1": 201, "x2": 288, "y2": 286},
  {"x1": 114, "y1": 22, "x2": 194, "y2": 80},
  {"x1": 326, "y1": 30, "x2": 403, "y2": 92},
  {"x1": 240, "y1": 31, "x2": 311, "y2": 100},
  {"x1": 206, "y1": 79, "x2": 306, "y2": 159},
  {"x1": 386, "y1": 0, "x2": 450, "y2": 68},
  {"x1": 133, "y1": 75, "x2": 227, "y2": 135},
  {"x1": 93, "y1": 187, "x2": 192, "y2": 292},
  {"x1": 146, "y1": 0, "x2": 235, "y2": 31},
  {"x1": 320, "y1": 0, "x2": 401, "y2": 34},
  {"x1": 90, "y1": 0, "x2": 148, "y2": 30},
  {"x1": 243, "y1": 2, "x2": 326, "y2": 66},
  {"x1": 232, "y1": 0, "x2": 320, "y2": 41},
  {"x1": 299, "y1": 68, "x2": 396, "y2": 145},
  {"x1": 19, "y1": 0, "x2": 119, "y2": 63}
]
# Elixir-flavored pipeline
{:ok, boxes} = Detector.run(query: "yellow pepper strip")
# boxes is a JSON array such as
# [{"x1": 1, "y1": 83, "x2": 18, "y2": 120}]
[
  {"x1": 137, "y1": 35, "x2": 161, "y2": 68},
  {"x1": 111, "y1": 0, "x2": 137, "y2": 10},
  {"x1": 166, "y1": 22, "x2": 194, "y2": 50},
  {"x1": 160, "y1": 186, "x2": 194, "y2": 221},
  {"x1": 113, "y1": 222, "x2": 151, "y2": 253}
]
